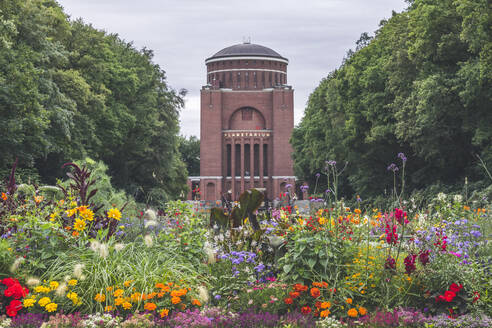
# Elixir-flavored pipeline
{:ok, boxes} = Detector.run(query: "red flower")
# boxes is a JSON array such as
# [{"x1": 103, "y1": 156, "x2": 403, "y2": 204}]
[
  {"x1": 284, "y1": 298, "x2": 293, "y2": 305},
  {"x1": 443, "y1": 290, "x2": 456, "y2": 302},
  {"x1": 289, "y1": 291, "x2": 300, "y2": 299},
  {"x1": 449, "y1": 283, "x2": 463, "y2": 293},
  {"x1": 310, "y1": 287, "x2": 321, "y2": 298},
  {"x1": 1, "y1": 278, "x2": 18, "y2": 287},
  {"x1": 301, "y1": 306, "x2": 312, "y2": 315},
  {"x1": 5, "y1": 299, "x2": 22, "y2": 317},
  {"x1": 473, "y1": 292, "x2": 480, "y2": 303}
]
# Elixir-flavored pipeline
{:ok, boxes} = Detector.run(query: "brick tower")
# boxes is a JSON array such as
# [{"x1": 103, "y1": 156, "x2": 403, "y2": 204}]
[{"x1": 188, "y1": 41, "x2": 295, "y2": 201}]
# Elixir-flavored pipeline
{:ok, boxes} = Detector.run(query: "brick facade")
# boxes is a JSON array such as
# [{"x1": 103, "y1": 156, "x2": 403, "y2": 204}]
[{"x1": 188, "y1": 42, "x2": 295, "y2": 201}]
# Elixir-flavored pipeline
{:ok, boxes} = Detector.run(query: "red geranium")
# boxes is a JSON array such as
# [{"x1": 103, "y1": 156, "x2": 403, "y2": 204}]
[
  {"x1": 310, "y1": 287, "x2": 321, "y2": 298},
  {"x1": 443, "y1": 290, "x2": 456, "y2": 302},
  {"x1": 449, "y1": 283, "x2": 463, "y2": 293},
  {"x1": 284, "y1": 298, "x2": 293, "y2": 305}
]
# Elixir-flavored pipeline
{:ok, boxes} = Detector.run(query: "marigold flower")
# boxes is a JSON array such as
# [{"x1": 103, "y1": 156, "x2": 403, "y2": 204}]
[
  {"x1": 144, "y1": 302, "x2": 157, "y2": 311},
  {"x1": 310, "y1": 287, "x2": 321, "y2": 298},
  {"x1": 321, "y1": 301, "x2": 331, "y2": 309},
  {"x1": 122, "y1": 302, "x2": 132, "y2": 309},
  {"x1": 107, "y1": 208, "x2": 122, "y2": 221},
  {"x1": 1, "y1": 192, "x2": 7, "y2": 200},
  {"x1": 160, "y1": 309, "x2": 169, "y2": 317},
  {"x1": 23, "y1": 298, "x2": 36, "y2": 307},
  {"x1": 105, "y1": 305, "x2": 114, "y2": 312},
  {"x1": 171, "y1": 296, "x2": 181, "y2": 304},
  {"x1": 45, "y1": 302, "x2": 57, "y2": 312},
  {"x1": 289, "y1": 291, "x2": 300, "y2": 299},
  {"x1": 49, "y1": 281, "x2": 59, "y2": 290},
  {"x1": 320, "y1": 310, "x2": 331, "y2": 317},
  {"x1": 359, "y1": 306, "x2": 367, "y2": 316},
  {"x1": 115, "y1": 297, "x2": 124, "y2": 306},
  {"x1": 38, "y1": 297, "x2": 51, "y2": 307},
  {"x1": 113, "y1": 289, "x2": 124, "y2": 297},
  {"x1": 192, "y1": 299, "x2": 201, "y2": 306},
  {"x1": 346, "y1": 298, "x2": 352, "y2": 304},
  {"x1": 347, "y1": 308, "x2": 358, "y2": 317},
  {"x1": 155, "y1": 283, "x2": 165, "y2": 289},
  {"x1": 301, "y1": 306, "x2": 312, "y2": 315},
  {"x1": 284, "y1": 298, "x2": 293, "y2": 305},
  {"x1": 94, "y1": 293, "x2": 106, "y2": 302},
  {"x1": 124, "y1": 280, "x2": 133, "y2": 287}
]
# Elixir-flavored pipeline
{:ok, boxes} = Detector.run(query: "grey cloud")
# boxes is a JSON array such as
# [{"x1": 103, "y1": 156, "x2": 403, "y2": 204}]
[{"x1": 57, "y1": 0, "x2": 408, "y2": 136}]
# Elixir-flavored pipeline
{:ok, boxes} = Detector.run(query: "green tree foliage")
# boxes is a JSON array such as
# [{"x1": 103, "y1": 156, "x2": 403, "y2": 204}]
[
  {"x1": 0, "y1": 0, "x2": 187, "y2": 204},
  {"x1": 178, "y1": 135, "x2": 200, "y2": 176},
  {"x1": 292, "y1": 0, "x2": 492, "y2": 199}
]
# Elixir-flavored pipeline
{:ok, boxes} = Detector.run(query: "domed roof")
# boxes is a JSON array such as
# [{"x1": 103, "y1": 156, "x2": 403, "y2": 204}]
[{"x1": 206, "y1": 42, "x2": 288, "y2": 62}]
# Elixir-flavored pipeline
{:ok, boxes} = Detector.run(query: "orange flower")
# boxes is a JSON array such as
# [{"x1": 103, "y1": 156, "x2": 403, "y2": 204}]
[
  {"x1": 155, "y1": 283, "x2": 165, "y2": 289},
  {"x1": 105, "y1": 305, "x2": 114, "y2": 312},
  {"x1": 312, "y1": 282, "x2": 323, "y2": 288},
  {"x1": 180, "y1": 303, "x2": 186, "y2": 310},
  {"x1": 346, "y1": 298, "x2": 353, "y2": 304},
  {"x1": 113, "y1": 289, "x2": 124, "y2": 297},
  {"x1": 94, "y1": 293, "x2": 106, "y2": 302},
  {"x1": 144, "y1": 302, "x2": 157, "y2": 311},
  {"x1": 124, "y1": 280, "x2": 133, "y2": 287},
  {"x1": 359, "y1": 306, "x2": 367, "y2": 316},
  {"x1": 284, "y1": 298, "x2": 293, "y2": 305},
  {"x1": 289, "y1": 291, "x2": 300, "y2": 299},
  {"x1": 347, "y1": 308, "x2": 358, "y2": 317},
  {"x1": 320, "y1": 310, "x2": 331, "y2": 317},
  {"x1": 1, "y1": 192, "x2": 7, "y2": 201},
  {"x1": 321, "y1": 301, "x2": 331, "y2": 309},
  {"x1": 115, "y1": 297, "x2": 124, "y2": 306},
  {"x1": 192, "y1": 299, "x2": 201, "y2": 306},
  {"x1": 321, "y1": 282, "x2": 328, "y2": 288},
  {"x1": 72, "y1": 231, "x2": 79, "y2": 237},
  {"x1": 354, "y1": 208, "x2": 361, "y2": 214},
  {"x1": 310, "y1": 287, "x2": 321, "y2": 298},
  {"x1": 171, "y1": 296, "x2": 181, "y2": 304},
  {"x1": 160, "y1": 309, "x2": 169, "y2": 317},
  {"x1": 293, "y1": 284, "x2": 308, "y2": 292},
  {"x1": 122, "y1": 302, "x2": 132, "y2": 310}
]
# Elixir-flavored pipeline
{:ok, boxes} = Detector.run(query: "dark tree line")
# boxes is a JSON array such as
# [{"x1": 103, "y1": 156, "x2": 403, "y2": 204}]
[
  {"x1": 292, "y1": 0, "x2": 492, "y2": 199},
  {"x1": 0, "y1": 0, "x2": 187, "y2": 204}
]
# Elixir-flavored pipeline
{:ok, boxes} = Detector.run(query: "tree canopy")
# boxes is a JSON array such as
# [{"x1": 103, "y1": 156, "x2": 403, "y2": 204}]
[
  {"x1": 292, "y1": 0, "x2": 492, "y2": 199},
  {"x1": 0, "y1": 0, "x2": 187, "y2": 204}
]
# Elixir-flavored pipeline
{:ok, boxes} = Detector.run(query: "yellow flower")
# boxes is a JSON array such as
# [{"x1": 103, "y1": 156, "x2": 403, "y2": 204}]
[
  {"x1": 38, "y1": 297, "x2": 51, "y2": 307},
  {"x1": 113, "y1": 289, "x2": 124, "y2": 297},
  {"x1": 318, "y1": 217, "x2": 327, "y2": 225},
  {"x1": 347, "y1": 308, "x2": 358, "y2": 317},
  {"x1": 123, "y1": 280, "x2": 133, "y2": 287},
  {"x1": 34, "y1": 286, "x2": 50, "y2": 293},
  {"x1": 320, "y1": 309, "x2": 331, "y2": 317},
  {"x1": 160, "y1": 309, "x2": 169, "y2": 318},
  {"x1": 45, "y1": 302, "x2": 58, "y2": 312},
  {"x1": 49, "y1": 281, "x2": 59, "y2": 290},
  {"x1": 107, "y1": 208, "x2": 122, "y2": 221},
  {"x1": 79, "y1": 207, "x2": 94, "y2": 221},
  {"x1": 122, "y1": 302, "x2": 132, "y2": 310},
  {"x1": 66, "y1": 208, "x2": 77, "y2": 217},
  {"x1": 94, "y1": 293, "x2": 106, "y2": 302},
  {"x1": 23, "y1": 298, "x2": 36, "y2": 307},
  {"x1": 73, "y1": 218, "x2": 86, "y2": 232},
  {"x1": 105, "y1": 305, "x2": 114, "y2": 312},
  {"x1": 68, "y1": 279, "x2": 77, "y2": 286},
  {"x1": 114, "y1": 297, "x2": 124, "y2": 306}
]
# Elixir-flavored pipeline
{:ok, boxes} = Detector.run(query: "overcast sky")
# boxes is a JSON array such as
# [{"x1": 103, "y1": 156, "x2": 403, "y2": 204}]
[{"x1": 57, "y1": 0, "x2": 408, "y2": 137}]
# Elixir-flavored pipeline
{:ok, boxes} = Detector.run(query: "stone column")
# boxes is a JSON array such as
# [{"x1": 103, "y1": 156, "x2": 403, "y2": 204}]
[
  {"x1": 231, "y1": 139, "x2": 236, "y2": 200},
  {"x1": 250, "y1": 137, "x2": 254, "y2": 188},
  {"x1": 240, "y1": 137, "x2": 245, "y2": 194},
  {"x1": 259, "y1": 138, "x2": 264, "y2": 189}
]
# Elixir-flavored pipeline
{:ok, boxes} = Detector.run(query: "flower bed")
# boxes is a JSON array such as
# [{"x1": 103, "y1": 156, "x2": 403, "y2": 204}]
[{"x1": 1, "y1": 161, "x2": 491, "y2": 327}]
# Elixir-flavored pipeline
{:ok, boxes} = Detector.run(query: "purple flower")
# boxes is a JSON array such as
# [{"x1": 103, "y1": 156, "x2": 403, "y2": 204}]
[
  {"x1": 326, "y1": 160, "x2": 337, "y2": 166},
  {"x1": 285, "y1": 183, "x2": 293, "y2": 189},
  {"x1": 214, "y1": 294, "x2": 221, "y2": 300},
  {"x1": 325, "y1": 189, "x2": 331, "y2": 193},
  {"x1": 387, "y1": 163, "x2": 399, "y2": 172},
  {"x1": 315, "y1": 173, "x2": 321, "y2": 178},
  {"x1": 397, "y1": 152, "x2": 407, "y2": 162},
  {"x1": 254, "y1": 263, "x2": 265, "y2": 272},
  {"x1": 300, "y1": 185, "x2": 309, "y2": 192}
]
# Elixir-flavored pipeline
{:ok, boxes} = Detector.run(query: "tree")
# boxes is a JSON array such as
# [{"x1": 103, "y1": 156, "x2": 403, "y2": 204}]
[{"x1": 178, "y1": 136, "x2": 200, "y2": 176}]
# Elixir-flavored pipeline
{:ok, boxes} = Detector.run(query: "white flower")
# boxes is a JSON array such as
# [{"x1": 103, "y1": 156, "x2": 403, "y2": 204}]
[
  {"x1": 10, "y1": 257, "x2": 24, "y2": 273},
  {"x1": 98, "y1": 243, "x2": 109, "y2": 258},
  {"x1": 144, "y1": 234, "x2": 153, "y2": 247},
  {"x1": 145, "y1": 220, "x2": 158, "y2": 228},
  {"x1": 454, "y1": 194, "x2": 463, "y2": 203},
  {"x1": 114, "y1": 243, "x2": 125, "y2": 252},
  {"x1": 143, "y1": 209, "x2": 157, "y2": 221},
  {"x1": 73, "y1": 263, "x2": 85, "y2": 279},
  {"x1": 26, "y1": 277, "x2": 41, "y2": 286},
  {"x1": 55, "y1": 283, "x2": 67, "y2": 296},
  {"x1": 197, "y1": 286, "x2": 209, "y2": 304},
  {"x1": 90, "y1": 241, "x2": 101, "y2": 252},
  {"x1": 204, "y1": 242, "x2": 216, "y2": 264},
  {"x1": 437, "y1": 192, "x2": 447, "y2": 201}
]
